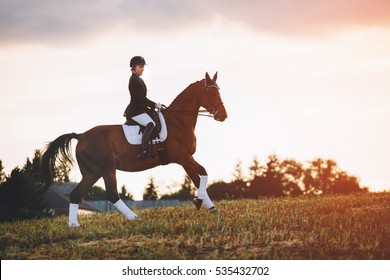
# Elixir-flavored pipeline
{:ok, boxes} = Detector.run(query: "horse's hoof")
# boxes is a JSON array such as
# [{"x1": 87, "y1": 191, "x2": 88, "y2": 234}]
[
  {"x1": 132, "y1": 216, "x2": 142, "y2": 221},
  {"x1": 193, "y1": 198, "x2": 202, "y2": 210},
  {"x1": 209, "y1": 207, "x2": 218, "y2": 214}
]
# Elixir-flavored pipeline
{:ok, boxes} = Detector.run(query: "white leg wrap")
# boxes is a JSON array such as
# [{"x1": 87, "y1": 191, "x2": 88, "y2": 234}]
[
  {"x1": 197, "y1": 175, "x2": 208, "y2": 199},
  {"x1": 202, "y1": 192, "x2": 215, "y2": 209},
  {"x1": 196, "y1": 175, "x2": 215, "y2": 209},
  {"x1": 114, "y1": 199, "x2": 140, "y2": 221},
  {"x1": 69, "y1": 203, "x2": 80, "y2": 228}
]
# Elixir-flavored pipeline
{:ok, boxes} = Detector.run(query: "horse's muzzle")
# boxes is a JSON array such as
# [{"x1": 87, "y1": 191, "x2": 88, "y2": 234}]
[{"x1": 213, "y1": 106, "x2": 228, "y2": 122}]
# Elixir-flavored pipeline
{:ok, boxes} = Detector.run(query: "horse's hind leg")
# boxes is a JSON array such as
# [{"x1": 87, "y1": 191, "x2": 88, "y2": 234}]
[
  {"x1": 103, "y1": 171, "x2": 141, "y2": 221},
  {"x1": 68, "y1": 173, "x2": 100, "y2": 227}
]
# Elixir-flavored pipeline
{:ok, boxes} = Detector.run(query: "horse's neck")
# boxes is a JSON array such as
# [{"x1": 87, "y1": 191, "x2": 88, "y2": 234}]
[
  {"x1": 168, "y1": 81, "x2": 202, "y2": 112},
  {"x1": 166, "y1": 81, "x2": 203, "y2": 130}
]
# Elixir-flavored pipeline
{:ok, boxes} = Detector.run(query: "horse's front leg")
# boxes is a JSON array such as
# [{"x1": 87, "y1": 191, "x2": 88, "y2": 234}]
[{"x1": 181, "y1": 157, "x2": 217, "y2": 212}]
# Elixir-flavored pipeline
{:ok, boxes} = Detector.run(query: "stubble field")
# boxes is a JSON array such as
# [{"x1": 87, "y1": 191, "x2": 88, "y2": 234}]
[{"x1": 0, "y1": 193, "x2": 389, "y2": 260}]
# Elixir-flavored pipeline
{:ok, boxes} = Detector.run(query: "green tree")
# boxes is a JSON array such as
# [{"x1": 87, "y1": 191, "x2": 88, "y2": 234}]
[
  {"x1": 332, "y1": 172, "x2": 366, "y2": 194},
  {"x1": 248, "y1": 156, "x2": 263, "y2": 181},
  {"x1": 119, "y1": 185, "x2": 134, "y2": 200},
  {"x1": 248, "y1": 154, "x2": 284, "y2": 198},
  {"x1": 54, "y1": 161, "x2": 72, "y2": 183},
  {"x1": 0, "y1": 160, "x2": 5, "y2": 184},
  {"x1": 302, "y1": 158, "x2": 365, "y2": 195},
  {"x1": 84, "y1": 185, "x2": 106, "y2": 200},
  {"x1": 143, "y1": 176, "x2": 158, "y2": 200},
  {"x1": 232, "y1": 160, "x2": 245, "y2": 181},
  {"x1": 160, "y1": 175, "x2": 195, "y2": 200},
  {"x1": 23, "y1": 150, "x2": 45, "y2": 185},
  {"x1": 305, "y1": 159, "x2": 337, "y2": 194},
  {"x1": 0, "y1": 151, "x2": 51, "y2": 221},
  {"x1": 207, "y1": 180, "x2": 232, "y2": 200},
  {"x1": 279, "y1": 159, "x2": 304, "y2": 196},
  {"x1": 228, "y1": 160, "x2": 249, "y2": 199},
  {"x1": 0, "y1": 166, "x2": 47, "y2": 221}
]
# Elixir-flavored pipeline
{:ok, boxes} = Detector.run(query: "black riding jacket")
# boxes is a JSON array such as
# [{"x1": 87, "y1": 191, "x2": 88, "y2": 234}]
[{"x1": 124, "y1": 73, "x2": 156, "y2": 118}]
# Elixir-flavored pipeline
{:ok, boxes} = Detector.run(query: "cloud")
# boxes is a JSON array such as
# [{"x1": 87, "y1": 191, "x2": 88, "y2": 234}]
[
  {"x1": 226, "y1": 0, "x2": 390, "y2": 36},
  {"x1": 0, "y1": 0, "x2": 214, "y2": 45},
  {"x1": 1, "y1": 0, "x2": 389, "y2": 45},
  {"x1": 0, "y1": 0, "x2": 123, "y2": 44}
]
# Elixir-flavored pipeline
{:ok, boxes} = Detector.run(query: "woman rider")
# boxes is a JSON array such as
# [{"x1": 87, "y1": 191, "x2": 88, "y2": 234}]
[{"x1": 124, "y1": 56, "x2": 162, "y2": 159}]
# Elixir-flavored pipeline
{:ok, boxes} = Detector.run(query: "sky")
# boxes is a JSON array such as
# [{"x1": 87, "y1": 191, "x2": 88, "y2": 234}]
[{"x1": 1, "y1": 0, "x2": 390, "y2": 199}]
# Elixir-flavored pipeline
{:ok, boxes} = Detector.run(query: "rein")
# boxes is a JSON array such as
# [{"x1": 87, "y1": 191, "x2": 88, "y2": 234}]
[
  {"x1": 198, "y1": 110, "x2": 214, "y2": 118},
  {"x1": 163, "y1": 108, "x2": 214, "y2": 118}
]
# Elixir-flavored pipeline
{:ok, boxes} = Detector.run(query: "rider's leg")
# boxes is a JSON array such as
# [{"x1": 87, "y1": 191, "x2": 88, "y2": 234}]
[
  {"x1": 131, "y1": 113, "x2": 155, "y2": 159},
  {"x1": 131, "y1": 113, "x2": 155, "y2": 127},
  {"x1": 139, "y1": 122, "x2": 154, "y2": 159}
]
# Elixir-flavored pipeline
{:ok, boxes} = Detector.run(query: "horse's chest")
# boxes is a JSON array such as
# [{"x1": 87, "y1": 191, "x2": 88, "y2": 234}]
[{"x1": 189, "y1": 136, "x2": 197, "y2": 155}]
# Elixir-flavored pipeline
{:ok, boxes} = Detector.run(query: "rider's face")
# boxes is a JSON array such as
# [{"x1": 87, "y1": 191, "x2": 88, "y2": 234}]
[{"x1": 134, "y1": 65, "x2": 145, "y2": 76}]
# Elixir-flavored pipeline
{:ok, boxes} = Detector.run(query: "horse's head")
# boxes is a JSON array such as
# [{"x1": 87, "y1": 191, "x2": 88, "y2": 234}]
[{"x1": 201, "y1": 72, "x2": 228, "y2": 122}]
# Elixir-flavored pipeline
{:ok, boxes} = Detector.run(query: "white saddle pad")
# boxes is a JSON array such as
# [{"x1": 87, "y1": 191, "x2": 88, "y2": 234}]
[{"x1": 122, "y1": 112, "x2": 168, "y2": 145}]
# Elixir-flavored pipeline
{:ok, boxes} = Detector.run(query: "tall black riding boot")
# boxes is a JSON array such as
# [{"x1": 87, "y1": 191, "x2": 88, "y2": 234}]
[{"x1": 138, "y1": 122, "x2": 154, "y2": 159}]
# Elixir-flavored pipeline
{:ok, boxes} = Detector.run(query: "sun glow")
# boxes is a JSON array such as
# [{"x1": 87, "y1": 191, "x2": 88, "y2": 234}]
[{"x1": 1, "y1": 6, "x2": 390, "y2": 199}]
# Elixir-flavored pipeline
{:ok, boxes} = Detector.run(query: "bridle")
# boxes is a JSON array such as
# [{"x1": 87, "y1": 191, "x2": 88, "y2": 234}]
[
  {"x1": 204, "y1": 82, "x2": 224, "y2": 117},
  {"x1": 163, "y1": 82, "x2": 224, "y2": 118}
]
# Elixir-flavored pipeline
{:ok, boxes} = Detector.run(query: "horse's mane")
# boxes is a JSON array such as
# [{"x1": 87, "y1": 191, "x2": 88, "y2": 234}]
[{"x1": 168, "y1": 79, "x2": 204, "y2": 108}]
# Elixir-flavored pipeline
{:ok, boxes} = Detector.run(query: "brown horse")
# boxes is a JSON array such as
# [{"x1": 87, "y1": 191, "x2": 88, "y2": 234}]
[{"x1": 42, "y1": 72, "x2": 228, "y2": 227}]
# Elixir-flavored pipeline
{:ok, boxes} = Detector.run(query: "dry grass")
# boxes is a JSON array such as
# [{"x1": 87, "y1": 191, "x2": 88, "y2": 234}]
[{"x1": 0, "y1": 192, "x2": 389, "y2": 259}]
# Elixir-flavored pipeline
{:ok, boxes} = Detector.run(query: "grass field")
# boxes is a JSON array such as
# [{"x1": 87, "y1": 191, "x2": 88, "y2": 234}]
[{"x1": 0, "y1": 193, "x2": 389, "y2": 260}]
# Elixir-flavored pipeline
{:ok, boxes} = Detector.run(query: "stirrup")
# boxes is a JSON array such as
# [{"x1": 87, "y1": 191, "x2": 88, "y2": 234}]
[
  {"x1": 138, "y1": 150, "x2": 148, "y2": 159},
  {"x1": 138, "y1": 150, "x2": 157, "y2": 159}
]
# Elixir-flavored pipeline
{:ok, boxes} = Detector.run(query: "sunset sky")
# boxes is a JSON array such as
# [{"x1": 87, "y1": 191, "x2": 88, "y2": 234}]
[{"x1": 1, "y1": 0, "x2": 390, "y2": 199}]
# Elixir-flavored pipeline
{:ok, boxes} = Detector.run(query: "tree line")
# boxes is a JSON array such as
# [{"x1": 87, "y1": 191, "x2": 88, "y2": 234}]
[
  {"x1": 0, "y1": 151, "x2": 49, "y2": 221},
  {"x1": 114, "y1": 154, "x2": 368, "y2": 201},
  {"x1": 0, "y1": 151, "x2": 367, "y2": 221},
  {"x1": 206, "y1": 155, "x2": 368, "y2": 200},
  {"x1": 0, "y1": 150, "x2": 132, "y2": 221},
  {"x1": 160, "y1": 154, "x2": 368, "y2": 201}
]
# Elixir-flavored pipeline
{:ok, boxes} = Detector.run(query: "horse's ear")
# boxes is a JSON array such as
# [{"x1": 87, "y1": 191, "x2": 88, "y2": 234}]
[
  {"x1": 212, "y1": 72, "x2": 218, "y2": 82},
  {"x1": 205, "y1": 72, "x2": 212, "y2": 85}
]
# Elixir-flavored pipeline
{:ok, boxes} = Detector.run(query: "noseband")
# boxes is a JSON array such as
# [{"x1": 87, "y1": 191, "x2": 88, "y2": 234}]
[{"x1": 203, "y1": 83, "x2": 224, "y2": 117}]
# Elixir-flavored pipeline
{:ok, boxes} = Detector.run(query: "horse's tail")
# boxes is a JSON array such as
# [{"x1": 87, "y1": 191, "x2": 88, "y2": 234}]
[{"x1": 41, "y1": 133, "x2": 80, "y2": 190}]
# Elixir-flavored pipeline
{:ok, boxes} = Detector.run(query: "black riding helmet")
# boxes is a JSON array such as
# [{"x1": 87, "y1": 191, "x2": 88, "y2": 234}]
[{"x1": 130, "y1": 56, "x2": 146, "y2": 68}]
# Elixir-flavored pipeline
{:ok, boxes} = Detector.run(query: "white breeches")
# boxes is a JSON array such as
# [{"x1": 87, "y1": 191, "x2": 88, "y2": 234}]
[{"x1": 132, "y1": 113, "x2": 155, "y2": 127}]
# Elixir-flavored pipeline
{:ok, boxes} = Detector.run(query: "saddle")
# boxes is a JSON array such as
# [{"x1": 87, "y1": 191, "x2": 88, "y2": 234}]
[
  {"x1": 124, "y1": 110, "x2": 162, "y2": 140},
  {"x1": 122, "y1": 110, "x2": 169, "y2": 164}
]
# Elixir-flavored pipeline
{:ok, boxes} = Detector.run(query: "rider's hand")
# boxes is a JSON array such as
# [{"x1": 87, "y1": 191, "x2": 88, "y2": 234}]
[{"x1": 155, "y1": 102, "x2": 162, "y2": 109}]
